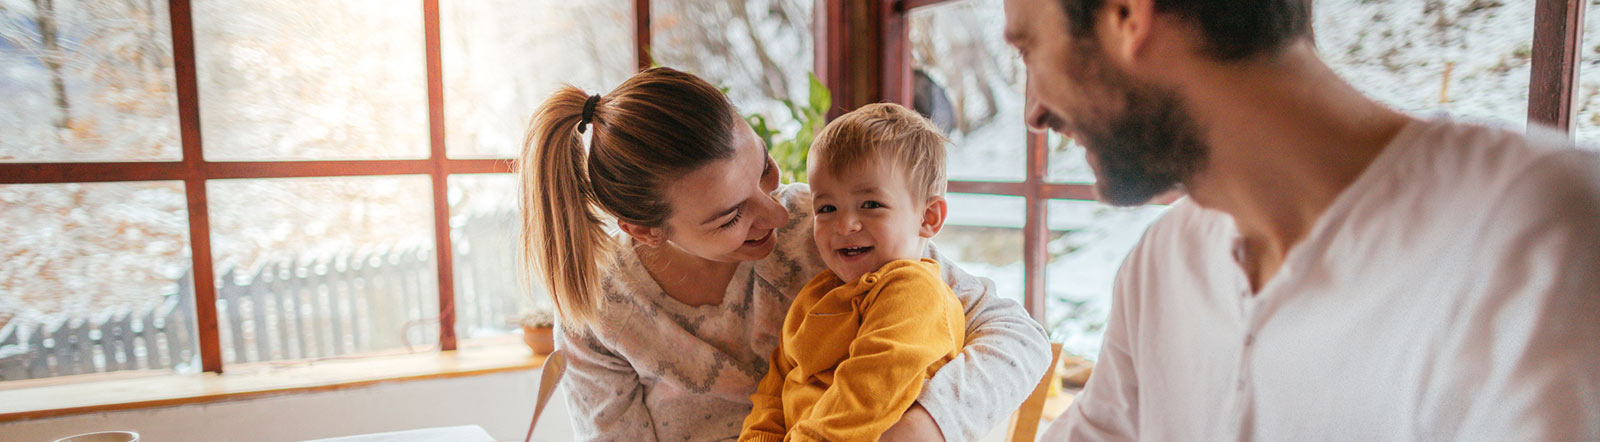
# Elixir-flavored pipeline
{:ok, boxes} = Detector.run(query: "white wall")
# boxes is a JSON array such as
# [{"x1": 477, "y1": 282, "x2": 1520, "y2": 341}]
[{"x1": 0, "y1": 369, "x2": 574, "y2": 442}]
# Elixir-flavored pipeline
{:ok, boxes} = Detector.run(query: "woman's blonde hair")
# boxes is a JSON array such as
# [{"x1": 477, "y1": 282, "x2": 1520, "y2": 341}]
[{"x1": 519, "y1": 67, "x2": 738, "y2": 329}]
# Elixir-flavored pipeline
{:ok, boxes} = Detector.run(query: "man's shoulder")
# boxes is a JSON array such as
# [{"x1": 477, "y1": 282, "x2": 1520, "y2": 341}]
[
  {"x1": 1137, "y1": 198, "x2": 1229, "y2": 251},
  {"x1": 1408, "y1": 118, "x2": 1600, "y2": 220},
  {"x1": 1409, "y1": 118, "x2": 1595, "y2": 180},
  {"x1": 1114, "y1": 198, "x2": 1231, "y2": 283}
]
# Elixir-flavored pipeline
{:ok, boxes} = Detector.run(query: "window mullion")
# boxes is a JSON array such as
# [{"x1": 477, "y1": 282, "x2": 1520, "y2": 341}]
[
  {"x1": 423, "y1": 0, "x2": 457, "y2": 352},
  {"x1": 168, "y1": 0, "x2": 224, "y2": 374},
  {"x1": 1528, "y1": 0, "x2": 1586, "y2": 131}
]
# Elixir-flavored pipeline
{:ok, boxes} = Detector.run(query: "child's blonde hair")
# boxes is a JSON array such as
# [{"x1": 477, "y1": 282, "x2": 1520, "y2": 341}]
[{"x1": 808, "y1": 103, "x2": 948, "y2": 201}]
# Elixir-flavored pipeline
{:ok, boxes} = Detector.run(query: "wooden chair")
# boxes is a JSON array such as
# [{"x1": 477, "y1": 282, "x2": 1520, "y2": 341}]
[
  {"x1": 1007, "y1": 342, "x2": 1063, "y2": 442},
  {"x1": 524, "y1": 349, "x2": 569, "y2": 442}
]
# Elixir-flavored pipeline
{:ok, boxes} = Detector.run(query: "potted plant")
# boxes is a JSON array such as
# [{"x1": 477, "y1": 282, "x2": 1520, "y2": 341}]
[
  {"x1": 521, "y1": 307, "x2": 556, "y2": 356},
  {"x1": 746, "y1": 73, "x2": 830, "y2": 184}
]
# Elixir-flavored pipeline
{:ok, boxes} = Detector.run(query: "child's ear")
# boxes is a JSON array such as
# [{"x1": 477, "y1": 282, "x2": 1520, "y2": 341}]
[
  {"x1": 618, "y1": 221, "x2": 667, "y2": 248},
  {"x1": 919, "y1": 195, "x2": 947, "y2": 238}
]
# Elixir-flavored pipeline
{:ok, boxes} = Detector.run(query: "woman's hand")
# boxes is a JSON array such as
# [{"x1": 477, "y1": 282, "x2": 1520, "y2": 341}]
[{"x1": 881, "y1": 404, "x2": 946, "y2": 442}]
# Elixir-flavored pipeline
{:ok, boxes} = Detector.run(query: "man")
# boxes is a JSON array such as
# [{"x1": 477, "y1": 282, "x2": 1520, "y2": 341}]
[{"x1": 1003, "y1": 0, "x2": 1600, "y2": 440}]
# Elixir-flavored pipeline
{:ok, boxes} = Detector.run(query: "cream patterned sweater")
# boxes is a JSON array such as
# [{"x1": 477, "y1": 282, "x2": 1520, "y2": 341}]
[{"x1": 555, "y1": 183, "x2": 1051, "y2": 441}]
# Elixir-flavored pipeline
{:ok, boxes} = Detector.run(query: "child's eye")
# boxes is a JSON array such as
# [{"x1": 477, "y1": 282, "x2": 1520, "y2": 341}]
[
  {"x1": 861, "y1": 201, "x2": 885, "y2": 209},
  {"x1": 816, "y1": 204, "x2": 835, "y2": 214}
]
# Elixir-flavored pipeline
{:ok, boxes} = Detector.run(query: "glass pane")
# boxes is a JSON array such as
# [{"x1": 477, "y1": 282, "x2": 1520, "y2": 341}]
[
  {"x1": 207, "y1": 176, "x2": 438, "y2": 364},
  {"x1": 1314, "y1": 0, "x2": 1533, "y2": 128},
  {"x1": 448, "y1": 174, "x2": 538, "y2": 339},
  {"x1": 1045, "y1": 131, "x2": 1094, "y2": 184},
  {"x1": 1045, "y1": 200, "x2": 1167, "y2": 359},
  {"x1": 0, "y1": 182, "x2": 198, "y2": 381},
  {"x1": 441, "y1": 0, "x2": 633, "y2": 158},
  {"x1": 939, "y1": 193, "x2": 1025, "y2": 304},
  {"x1": 651, "y1": 0, "x2": 814, "y2": 129},
  {"x1": 0, "y1": 1, "x2": 180, "y2": 163},
  {"x1": 193, "y1": 0, "x2": 429, "y2": 161},
  {"x1": 909, "y1": 0, "x2": 1026, "y2": 182}
]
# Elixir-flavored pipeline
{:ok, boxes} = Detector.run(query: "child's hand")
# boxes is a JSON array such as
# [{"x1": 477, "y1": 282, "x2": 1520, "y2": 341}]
[{"x1": 880, "y1": 404, "x2": 945, "y2": 442}]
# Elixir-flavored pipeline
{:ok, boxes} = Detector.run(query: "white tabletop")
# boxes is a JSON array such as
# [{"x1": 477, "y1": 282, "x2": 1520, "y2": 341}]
[{"x1": 300, "y1": 425, "x2": 495, "y2": 442}]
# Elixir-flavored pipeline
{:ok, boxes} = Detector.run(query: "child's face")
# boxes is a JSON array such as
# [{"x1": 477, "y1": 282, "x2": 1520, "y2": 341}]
[{"x1": 809, "y1": 155, "x2": 936, "y2": 282}]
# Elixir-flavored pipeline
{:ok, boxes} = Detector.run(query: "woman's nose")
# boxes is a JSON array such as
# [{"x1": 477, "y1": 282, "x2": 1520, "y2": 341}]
[{"x1": 754, "y1": 195, "x2": 789, "y2": 230}]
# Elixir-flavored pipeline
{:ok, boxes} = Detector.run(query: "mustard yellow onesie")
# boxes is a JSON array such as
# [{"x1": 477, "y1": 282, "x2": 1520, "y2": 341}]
[{"x1": 739, "y1": 258, "x2": 966, "y2": 442}]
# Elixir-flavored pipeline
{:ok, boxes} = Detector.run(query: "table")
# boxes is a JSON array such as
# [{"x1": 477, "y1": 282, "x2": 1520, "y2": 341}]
[{"x1": 301, "y1": 425, "x2": 495, "y2": 442}]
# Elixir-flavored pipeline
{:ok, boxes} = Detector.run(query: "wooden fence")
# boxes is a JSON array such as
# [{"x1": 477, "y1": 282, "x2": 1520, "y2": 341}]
[{"x1": 0, "y1": 210, "x2": 529, "y2": 381}]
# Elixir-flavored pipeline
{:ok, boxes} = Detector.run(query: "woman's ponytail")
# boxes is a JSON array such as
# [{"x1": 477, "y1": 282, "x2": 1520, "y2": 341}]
[
  {"x1": 519, "y1": 86, "x2": 613, "y2": 329},
  {"x1": 518, "y1": 67, "x2": 740, "y2": 330}
]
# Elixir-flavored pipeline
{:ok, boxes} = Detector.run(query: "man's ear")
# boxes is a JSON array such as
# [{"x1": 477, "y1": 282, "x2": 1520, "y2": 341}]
[
  {"x1": 1099, "y1": 0, "x2": 1156, "y2": 63},
  {"x1": 919, "y1": 195, "x2": 948, "y2": 238},
  {"x1": 618, "y1": 221, "x2": 666, "y2": 247}
]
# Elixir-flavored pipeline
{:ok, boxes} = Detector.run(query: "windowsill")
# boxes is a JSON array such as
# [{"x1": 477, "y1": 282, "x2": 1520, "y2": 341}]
[{"x1": 0, "y1": 335, "x2": 545, "y2": 423}]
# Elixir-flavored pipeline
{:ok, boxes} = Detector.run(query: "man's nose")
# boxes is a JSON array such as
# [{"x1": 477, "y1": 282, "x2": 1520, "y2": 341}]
[{"x1": 1023, "y1": 80, "x2": 1051, "y2": 134}]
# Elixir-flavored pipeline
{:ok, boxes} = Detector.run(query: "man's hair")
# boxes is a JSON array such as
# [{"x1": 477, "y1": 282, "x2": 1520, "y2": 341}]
[
  {"x1": 1060, "y1": 0, "x2": 1313, "y2": 61},
  {"x1": 809, "y1": 103, "x2": 948, "y2": 201}
]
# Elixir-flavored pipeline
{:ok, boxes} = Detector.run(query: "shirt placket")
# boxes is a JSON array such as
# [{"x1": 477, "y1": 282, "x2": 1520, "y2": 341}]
[
  {"x1": 1227, "y1": 236, "x2": 1259, "y2": 442},
  {"x1": 1230, "y1": 293, "x2": 1259, "y2": 442}
]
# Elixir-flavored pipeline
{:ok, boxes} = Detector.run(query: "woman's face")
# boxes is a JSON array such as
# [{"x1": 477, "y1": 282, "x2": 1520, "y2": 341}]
[{"x1": 656, "y1": 119, "x2": 790, "y2": 263}]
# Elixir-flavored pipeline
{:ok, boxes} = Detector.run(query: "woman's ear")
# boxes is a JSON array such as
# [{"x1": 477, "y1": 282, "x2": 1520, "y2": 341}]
[
  {"x1": 919, "y1": 195, "x2": 948, "y2": 238},
  {"x1": 618, "y1": 221, "x2": 666, "y2": 247}
]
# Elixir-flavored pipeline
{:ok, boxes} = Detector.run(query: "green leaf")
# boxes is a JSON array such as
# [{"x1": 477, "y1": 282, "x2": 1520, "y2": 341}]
[
  {"x1": 739, "y1": 72, "x2": 833, "y2": 184},
  {"x1": 808, "y1": 73, "x2": 831, "y2": 115}
]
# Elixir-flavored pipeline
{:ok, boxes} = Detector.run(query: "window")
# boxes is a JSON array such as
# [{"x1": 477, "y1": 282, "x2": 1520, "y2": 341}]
[
  {"x1": 889, "y1": 0, "x2": 1586, "y2": 361},
  {"x1": 909, "y1": 0, "x2": 1026, "y2": 182},
  {"x1": 2, "y1": 0, "x2": 1588, "y2": 386},
  {"x1": 0, "y1": 0, "x2": 555, "y2": 382},
  {"x1": 942, "y1": 193, "x2": 1026, "y2": 305},
  {"x1": 193, "y1": 0, "x2": 430, "y2": 161},
  {"x1": 1314, "y1": 0, "x2": 1535, "y2": 129},
  {"x1": 207, "y1": 176, "x2": 439, "y2": 364},
  {"x1": 441, "y1": 0, "x2": 634, "y2": 159},
  {"x1": 0, "y1": 181, "x2": 200, "y2": 379},
  {"x1": 651, "y1": 0, "x2": 814, "y2": 128},
  {"x1": 0, "y1": 0, "x2": 181, "y2": 162}
]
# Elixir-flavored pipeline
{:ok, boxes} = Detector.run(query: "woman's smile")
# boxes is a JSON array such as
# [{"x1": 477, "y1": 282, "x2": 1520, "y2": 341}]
[{"x1": 743, "y1": 229, "x2": 775, "y2": 248}]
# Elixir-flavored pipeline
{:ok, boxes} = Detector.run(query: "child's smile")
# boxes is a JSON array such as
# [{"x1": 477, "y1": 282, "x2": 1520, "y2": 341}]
[{"x1": 809, "y1": 156, "x2": 934, "y2": 282}]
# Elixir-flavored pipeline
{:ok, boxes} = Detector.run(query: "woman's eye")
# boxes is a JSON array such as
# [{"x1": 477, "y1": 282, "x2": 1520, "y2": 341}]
[
  {"x1": 861, "y1": 201, "x2": 884, "y2": 209},
  {"x1": 816, "y1": 205, "x2": 835, "y2": 214},
  {"x1": 719, "y1": 211, "x2": 743, "y2": 230}
]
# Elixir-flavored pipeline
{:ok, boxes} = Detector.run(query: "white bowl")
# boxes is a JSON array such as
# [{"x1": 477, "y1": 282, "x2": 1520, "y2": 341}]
[{"x1": 52, "y1": 431, "x2": 140, "y2": 442}]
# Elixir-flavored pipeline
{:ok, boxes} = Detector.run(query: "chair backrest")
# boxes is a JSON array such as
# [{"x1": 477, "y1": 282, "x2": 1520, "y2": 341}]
[
  {"x1": 1007, "y1": 342, "x2": 1063, "y2": 442},
  {"x1": 525, "y1": 350, "x2": 569, "y2": 442}
]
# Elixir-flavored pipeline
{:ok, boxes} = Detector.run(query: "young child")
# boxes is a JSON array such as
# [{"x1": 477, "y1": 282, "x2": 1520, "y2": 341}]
[{"x1": 739, "y1": 103, "x2": 966, "y2": 442}]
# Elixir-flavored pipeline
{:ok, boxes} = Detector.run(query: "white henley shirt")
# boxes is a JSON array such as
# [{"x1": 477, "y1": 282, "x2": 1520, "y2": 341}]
[{"x1": 1045, "y1": 117, "x2": 1600, "y2": 442}]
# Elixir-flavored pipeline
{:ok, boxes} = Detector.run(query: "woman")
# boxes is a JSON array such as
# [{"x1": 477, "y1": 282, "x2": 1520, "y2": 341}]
[{"x1": 520, "y1": 67, "x2": 1049, "y2": 441}]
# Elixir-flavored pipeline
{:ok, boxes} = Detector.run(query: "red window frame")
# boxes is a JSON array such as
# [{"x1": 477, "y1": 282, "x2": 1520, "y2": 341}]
[
  {"x1": 0, "y1": 0, "x2": 1585, "y2": 375},
  {"x1": 0, "y1": 0, "x2": 642, "y2": 374}
]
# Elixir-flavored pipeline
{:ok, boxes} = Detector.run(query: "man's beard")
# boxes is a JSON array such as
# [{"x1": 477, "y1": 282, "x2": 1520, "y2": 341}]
[{"x1": 1065, "y1": 40, "x2": 1209, "y2": 207}]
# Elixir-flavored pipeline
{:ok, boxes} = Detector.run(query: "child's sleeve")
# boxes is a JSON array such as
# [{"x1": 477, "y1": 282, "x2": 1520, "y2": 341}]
[
  {"x1": 787, "y1": 267, "x2": 964, "y2": 442},
  {"x1": 739, "y1": 340, "x2": 793, "y2": 442}
]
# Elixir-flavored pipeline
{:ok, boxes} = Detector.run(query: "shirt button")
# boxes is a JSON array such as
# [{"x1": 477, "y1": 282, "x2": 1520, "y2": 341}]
[{"x1": 864, "y1": 274, "x2": 879, "y2": 284}]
